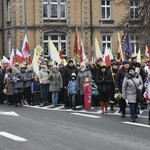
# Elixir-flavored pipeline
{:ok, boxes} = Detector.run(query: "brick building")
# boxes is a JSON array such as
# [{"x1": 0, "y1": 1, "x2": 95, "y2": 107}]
[{"x1": 0, "y1": 0, "x2": 141, "y2": 59}]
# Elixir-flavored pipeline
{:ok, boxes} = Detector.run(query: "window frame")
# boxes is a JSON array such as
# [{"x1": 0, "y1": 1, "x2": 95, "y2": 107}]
[
  {"x1": 101, "y1": 0, "x2": 111, "y2": 20},
  {"x1": 101, "y1": 34, "x2": 112, "y2": 53},
  {"x1": 43, "y1": 33, "x2": 67, "y2": 57},
  {"x1": 130, "y1": 0, "x2": 139, "y2": 20},
  {"x1": 43, "y1": 0, "x2": 66, "y2": 20},
  {"x1": 7, "y1": 0, "x2": 11, "y2": 21},
  {"x1": 130, "y1": 34, "x2": 139, "y2": 54},
  {"x1": 7, "y1": 35, "x2": 11, "y2": 56}
]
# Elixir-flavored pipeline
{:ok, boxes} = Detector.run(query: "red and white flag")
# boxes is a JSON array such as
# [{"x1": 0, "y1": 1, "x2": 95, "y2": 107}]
[
  {"x1": 58, "y1": 42, "x2": 63, "y2": 60},
  {"x1": 104, "y1": 47, "x2": 111, "y2": 67},
  {"x1": 9, "y1": 49, "x2": 15, "y2": 67},
  {"x1": 22, "y1": 34, "x2": 30, "y2": 58},
  {"x1": 16, "y1": 49, "x2": 24, "y2": 63},
  {"x1": 10, "y1": 49, "x2": 24, "y2": 66}
]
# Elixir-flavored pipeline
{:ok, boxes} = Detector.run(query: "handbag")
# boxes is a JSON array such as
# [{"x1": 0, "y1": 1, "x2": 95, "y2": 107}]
[{"x1": 130, "y1": 78, "x2": 142, "y2": 103}]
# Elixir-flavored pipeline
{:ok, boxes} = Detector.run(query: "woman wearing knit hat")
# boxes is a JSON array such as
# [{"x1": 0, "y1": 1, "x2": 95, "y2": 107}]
[
  {"x1": 122, "y1": 66, "x2": 143, "y2": 122},
  {"x1": 96, "y1": 63, "x2": 112, "y2": 114}
]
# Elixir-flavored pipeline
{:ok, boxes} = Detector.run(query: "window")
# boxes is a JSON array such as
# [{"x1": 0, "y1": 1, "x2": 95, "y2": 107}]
[
  {"x1": 43, "y1": 34, "x2": 67, "y2": 56},
  {"x1": 130, "y1": 35, "x2": 139, "y2": 54},
  {"x1": 101, "y1": 0, "x2": 111, "y2": 20},
  {"x1": 7, "y1": 35, "x2": 11, "y2": 56},
  {"x1": 7, "y1": 0, "x2": 11, "y2": 21},
  {"x1": 102, "y1": 35, "x2": 112, "y2": 53},
  {"x1": 43, "y1": 0, "x2": 66, "y2": 20},
  {"x1": 130, "y1": 0, "x2": 139, "y2": 19}
]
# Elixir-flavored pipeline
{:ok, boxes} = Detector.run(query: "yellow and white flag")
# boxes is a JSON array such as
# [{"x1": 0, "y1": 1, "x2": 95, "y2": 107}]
[
  {"x1": 48, "y1": 38, "x2": 61, "y2": 64},
  {"x1": 108, "y1": 48, "x2": 114, "y2": 60},
  {"x1": 32, "y1": 45, "x2": 43, "y2": 77},
  {"x1": 137, "y1": 48, "x2": 141, "y2": 63},
  {"x1": 95, "y1": 37, "x2": 103, "y2": 59}
]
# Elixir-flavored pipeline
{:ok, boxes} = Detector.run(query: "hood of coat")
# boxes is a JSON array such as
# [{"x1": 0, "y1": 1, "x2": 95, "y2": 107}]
[{"x1": 126, "y1": 72, "x2": 139, "y2": 79}]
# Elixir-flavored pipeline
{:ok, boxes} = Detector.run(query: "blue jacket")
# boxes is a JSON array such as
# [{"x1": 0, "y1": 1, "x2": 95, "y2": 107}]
[
  {"x1": 31, "y1": 81, "x2": 40, "y2": 93},
  {"x1": 68, "y1": 80, "x2": 77, "y2": 94}
]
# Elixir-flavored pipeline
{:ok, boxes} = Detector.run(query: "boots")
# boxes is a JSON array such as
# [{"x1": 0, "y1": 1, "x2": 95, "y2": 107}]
[
  {"x1": 100, "y1": 101, "x2": 104, "y2": 114},
  {"x1": 104, "y1": 101, "x2": 108, "y2": 113}
]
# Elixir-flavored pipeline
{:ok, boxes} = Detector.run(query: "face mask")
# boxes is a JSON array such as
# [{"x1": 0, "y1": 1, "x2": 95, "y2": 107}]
[{"x1": 129, "y1": 73, "x2": 135, "y2": 77}]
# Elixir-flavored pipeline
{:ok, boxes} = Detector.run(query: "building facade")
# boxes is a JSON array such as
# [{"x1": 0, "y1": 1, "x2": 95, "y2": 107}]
[{"x1": 0, "y1": 0, "x2": 141, "y2": 59}]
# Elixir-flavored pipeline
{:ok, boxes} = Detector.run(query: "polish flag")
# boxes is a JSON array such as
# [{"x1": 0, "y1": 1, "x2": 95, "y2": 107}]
[
  {"x1": 10, "y1": 49, "x2": 15, "y2": 66},
  {"x1": 15, "y1": 49, "x2": 24, "y2": 63},
  {"x1": 22, "y1": 34, "x2": 30, "y2": 58},
  {"x1": 10, "y1": 49, "x2": 24, "y2": 66},
  {"x1": 58, "y1": 42, "x2": 63, "y2": 59},
  {"x1": 104, "y1": 47, "x2": 111, "y2": 67}
]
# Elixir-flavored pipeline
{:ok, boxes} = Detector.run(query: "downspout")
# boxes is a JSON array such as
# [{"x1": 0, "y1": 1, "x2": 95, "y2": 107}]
[
  {"x1": 90, "y1": 0, "x2": 93, "y2": 46},
  {"x1": 2, "y1": 0, "x2": 4, "y2": 55}
]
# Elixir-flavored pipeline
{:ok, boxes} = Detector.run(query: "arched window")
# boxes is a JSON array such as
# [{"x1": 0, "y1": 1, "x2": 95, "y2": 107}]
[{"x1": 43, "y1": 33, "x2": 67, "y2": 56}]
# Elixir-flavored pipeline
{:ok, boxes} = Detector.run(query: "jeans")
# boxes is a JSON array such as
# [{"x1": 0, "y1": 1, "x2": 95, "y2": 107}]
[
  {"x1": 41, "y1": 84, "x2": 49, "y2": 104},
  {"x1": 129, "y1": 103, "x2": 137, "y2": 120},
  {"x1": 32, "y1": 92, "x2": 40, "y2": 104},
  {"x1": 52, "y1": 91, "x2": 59, "y2": 106},
  {"x1": 69, "y1": 94, "x2": 76, "y2": 108},
  {"x1": 24, "y1": 87, "x2": 31, "y2": 105}
]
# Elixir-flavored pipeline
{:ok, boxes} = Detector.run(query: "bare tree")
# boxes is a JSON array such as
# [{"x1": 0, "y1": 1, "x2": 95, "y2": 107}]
[{"x1": 118, "y1": 0, "x2": 150, "y2": 48}]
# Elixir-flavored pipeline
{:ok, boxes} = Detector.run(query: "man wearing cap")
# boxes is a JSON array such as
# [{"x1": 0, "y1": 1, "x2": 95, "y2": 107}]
[
  {"x1": 115, "y1": 60, "x2": 130, "y2": 118},
  {"x1": 63, "y1": 59, "x2": 78, "y2": 108}
]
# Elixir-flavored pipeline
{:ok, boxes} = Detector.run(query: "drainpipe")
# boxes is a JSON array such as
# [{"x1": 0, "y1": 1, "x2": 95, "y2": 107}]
[
  {"x1": 90, "y1": 0, "x2": 93, "y2": 60},
  {"x1": 2, "y1": 0, "x2": 4, "y2": 55}
]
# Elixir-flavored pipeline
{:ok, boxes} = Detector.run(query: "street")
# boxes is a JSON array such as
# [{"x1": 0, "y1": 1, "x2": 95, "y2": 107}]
[{"x1": 0, "y1": 104, "x2": 149, "y2": 150}]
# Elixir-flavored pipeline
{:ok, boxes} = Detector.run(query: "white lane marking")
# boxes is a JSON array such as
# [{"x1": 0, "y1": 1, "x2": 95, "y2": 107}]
[
  {"x1": 122, "y1": 122, "x2": 150, "y2": 128},
  {"x1": 24, "y1": 105, "x2": 149, "y2": 119},
  {"x1": 0, "y1": 111, "x2": 20, "y2": 116},
  {"x1": 71, "y1": 113, "x2": 101, "y2": 119},
  {"x1": 0, "y1": 132, "x2": 28, "y2": 142}
]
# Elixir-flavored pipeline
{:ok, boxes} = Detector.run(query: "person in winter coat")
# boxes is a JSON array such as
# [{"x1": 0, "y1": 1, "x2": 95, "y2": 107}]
[
  {"x1": 110, "y1": 61, "x2": 119, "y2": 111},
  {"x1": 6, "y1": 68, "x2": 15, "y2": 105},
  {"x1": 96, "y1": 63, "x2": 112, "y2": 114},
  {"x1": 89, "y1": 62, "x2": 97, "y2": 82},
  {"x1": 143, "y1": 72, "x2": 150, "y2": 125},
  {"x1": 64, "y1": 59, "x2": 78, "y2": 108},
  {"x1": 84, "y1": 77, "x2": 92, "y2": 110},
  {"x1": 115, "y1": 60, "x2": 130, "y2": 118},
  {"x1": 39, "y1": 65, "x2": 50, "y2": 106},
  {"x1": 68, "y1": 73, "x2": 77, "y2": 110},
  {"x1": 49, "y1": 65, "x2": 63, "y2": 106},
  {"x1": 77, "y1": 62, "x2": 91, "y2": 107},
  {"x1": 0, "y1": 66, "x2": 6, "y2": 104},
  {"x1": 122, "y1": 66, "x2": 143, "y2": 122},
  {"x1": 31, "y1": 76, "x2": 41, "y2": 105},
  {"x1": 12, "y1": 67, "x2": 24, "y2": 107},
  {"x1": 59, "y1": 63, "x2": 66, "y2": 104},
  {"x1": 24, "y1": 65, "x2": 35, "y2": 105}
]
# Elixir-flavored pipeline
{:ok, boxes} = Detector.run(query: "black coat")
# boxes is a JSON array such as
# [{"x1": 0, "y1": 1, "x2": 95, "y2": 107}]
[
  {"x1": 89, "y1": 67, "x2": 97, "y2": 82},
  {"x1": 115, "y1": 67, "x2": 127, "y2": 93},
  {"x1": 96, "y1": 69, "x2": 112, "y2": 93},
  {"x1": 64, "y1": 65, "x2": 78, "y2": 87},
  {"x1": 0, "y1": 69, "x2": 6, "y2": 93}
]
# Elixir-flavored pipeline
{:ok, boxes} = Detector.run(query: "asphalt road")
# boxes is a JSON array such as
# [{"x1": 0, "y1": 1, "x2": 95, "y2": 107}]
[{"x1": 0, "y1": 104, "x2": 149, "y2": 150}]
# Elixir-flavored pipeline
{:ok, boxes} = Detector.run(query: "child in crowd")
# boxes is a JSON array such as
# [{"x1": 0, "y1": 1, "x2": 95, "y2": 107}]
[
  {"x1": 84, "y1": 77, "x2": 92, "y2": 111},
  {"x1": 143, "y1": 73, "x2": 150, "y2": 125},
  {"x1": 31, "y1": 76, "x2": 41, "y2": 105},
  {"x1": 68, "y1": 73, "x2": 77, "y2": 110}
]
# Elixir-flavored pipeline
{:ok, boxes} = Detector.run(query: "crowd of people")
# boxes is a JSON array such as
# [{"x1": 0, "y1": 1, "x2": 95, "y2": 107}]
[{"x1": 0, "y1": 55, "x2": 150, "y2": 124}]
